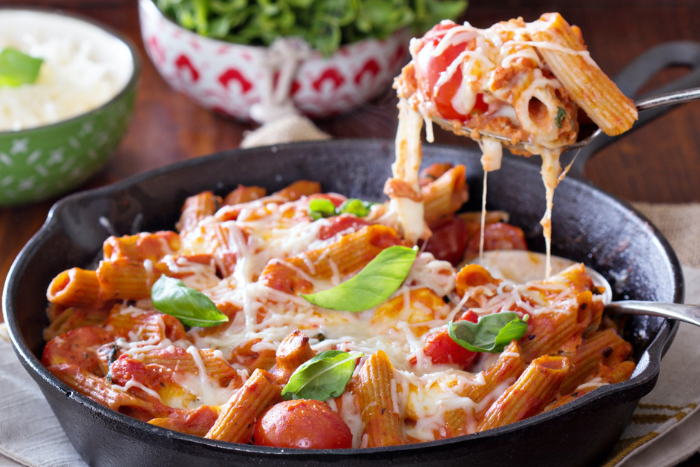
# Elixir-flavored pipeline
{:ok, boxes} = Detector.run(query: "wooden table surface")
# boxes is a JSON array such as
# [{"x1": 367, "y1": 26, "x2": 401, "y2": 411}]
[{"x1": 1, "y1": 0, "x2": 699, "y2": 465}]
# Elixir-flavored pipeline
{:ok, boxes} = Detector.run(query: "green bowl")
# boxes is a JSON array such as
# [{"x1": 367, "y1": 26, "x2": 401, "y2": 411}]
[{"x1": 0, "y1": 9, "x2": 141, "y2": 206}]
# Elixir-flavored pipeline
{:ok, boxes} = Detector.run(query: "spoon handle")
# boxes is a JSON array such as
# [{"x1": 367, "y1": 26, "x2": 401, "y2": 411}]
[
  {"x1": 635, "y1": 87, "x2": 700, "y2": 111},
  {"x1": 606, "y1": 301, "x2": 700, "y2": 328}
]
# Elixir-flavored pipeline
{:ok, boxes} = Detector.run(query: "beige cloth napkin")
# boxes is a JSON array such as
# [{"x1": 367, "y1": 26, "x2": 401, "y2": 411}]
[
  {"x1": 0, "y1": 118, "x2": 698, "y2": 466},
  {"x1": 599, "y1": 202, "x2": 700, "y2": 467}
]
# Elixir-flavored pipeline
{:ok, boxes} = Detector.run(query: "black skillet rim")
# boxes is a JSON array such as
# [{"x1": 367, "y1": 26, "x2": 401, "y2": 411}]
[{"x1": 2, "y1": 139, "x2": 683, "y2": 459}]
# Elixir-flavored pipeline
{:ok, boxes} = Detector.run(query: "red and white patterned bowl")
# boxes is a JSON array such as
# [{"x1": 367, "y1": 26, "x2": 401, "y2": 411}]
[{"x1": 138, "y1": 0, "x2": 410, "y2": 121}]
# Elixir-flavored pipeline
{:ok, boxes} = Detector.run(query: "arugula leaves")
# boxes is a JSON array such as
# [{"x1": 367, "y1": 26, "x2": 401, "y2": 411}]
[
  {"x1": 448, "y1": 312, "x2": 528, "y2": 353},
  {"x1": 302, "y1": 245, "x2": 416, "y2": 311},
  {"x1": 155, "y1": 0, "x2": 468, "y2": 57},
  {"x1": 0, "y1": 48, "x2": 43, "y2": 88},
  {"x1": 282, "y1": 350, "x2": 363, "y2": 401},
  {"x1": 555, "y1": 106, "x2": 566, "y2": 128},
  {"x1": 308, "y1": 197, "x2": 372, "y2": 221},
  {"x1": 151, "y1": 275, "x2": 229, "y2": 328}
]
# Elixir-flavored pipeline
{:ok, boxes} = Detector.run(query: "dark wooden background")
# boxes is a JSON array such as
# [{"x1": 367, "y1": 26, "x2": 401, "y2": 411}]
[{"x1": 1, "y1": 0, "x2": 699, "y2": 463}]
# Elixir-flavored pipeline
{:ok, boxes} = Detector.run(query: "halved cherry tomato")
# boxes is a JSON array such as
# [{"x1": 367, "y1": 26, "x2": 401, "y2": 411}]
[
  {"x1": 423, "y1": 324, "x2": 478, "y2": 370},
  {"x1": 472, "y1": 93, "x2": 489, "y2": 114},
  {"x1": 460, "y1": 310, "x2": 479, "y2": 323},
  {"x1": 254, "y1": 399, "x2": 352, "y2": 449},
  {"x1": 414, "y1": 23, "x2": 481, "y2": 121}
]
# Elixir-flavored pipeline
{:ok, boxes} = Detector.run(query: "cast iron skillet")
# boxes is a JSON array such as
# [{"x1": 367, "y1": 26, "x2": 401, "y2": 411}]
[{"x1": 4, "y1": 42, "x2": 700, "y2": 467}]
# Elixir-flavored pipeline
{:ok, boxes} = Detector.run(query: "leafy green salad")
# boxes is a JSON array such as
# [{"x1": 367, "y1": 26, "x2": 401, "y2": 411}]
[{"x1": 155, "y1": 0, "x2": 468, "y2": 56}]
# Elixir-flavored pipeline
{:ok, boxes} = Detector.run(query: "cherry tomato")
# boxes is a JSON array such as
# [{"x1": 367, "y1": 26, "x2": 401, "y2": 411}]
[
  {"x1": 465, "y1": 222, "x2": 528, "y2": 258},
  {"x1": 472, "y1": 93, "x2": 489, "y2": 114},
  {"x1": 414, "y1": 23, "x2": 480, "y2": 121},
  {"x1": 253, "y1": 399, "x2": 352, "y2": 449},
  {"x1": 423, "y1": 216, "x2": 468, "y2": 266},
  {"x1": 423, "y1": 328, "x2": 478, "y2": 370},
  {"x1": 460, "y1": 310, "x2": 479, "y2": 323},
  {"x1": 318, "y1": 215, "x2": 370, "y2": 240}
]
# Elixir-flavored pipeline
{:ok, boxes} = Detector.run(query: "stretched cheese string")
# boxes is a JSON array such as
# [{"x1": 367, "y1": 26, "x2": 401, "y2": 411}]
[
  {"x1": 392, "y1": 98, "x2": 426, "y2": 244},
  {"x1": 479, "y1": 171, "x2": 487, "y2": 261},
  {"x1": 477, "y1": 137, "x2": 503, "y2": 262},
  {"x1": 539, "y1": 148, "x2": 564, "y2": 278}
]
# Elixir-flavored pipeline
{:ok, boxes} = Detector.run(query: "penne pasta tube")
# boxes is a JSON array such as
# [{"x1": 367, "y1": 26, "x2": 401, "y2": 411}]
[
  {"x1": 422, "y1": 165, "x2": 468, "y2": 228},
  {"x1": 148, "y1": 405, "x2": 221, "y2": 437},
  {"x1": 205, "y1": 369, "x2": 281, "y2": 443},
  {"x1": 442, "y1": 341, "x2": 526, "y2": 435},
  {"x1": 230, "y1": 339, "x2": 278, "y2": 373},
  {"x1": 274, "y1": 180, "x2": 321, "y2": 201},
  {"x1": 105, "y1": 309, "x2": 187, "y2": 343},
  {"x1": 138, "y1": 347, "x2": 243, "y2": 389},
  {"x1": 545, "y1": 360, "x2": 636, "y2": 411},
  {"x1": 559, "y1": 328, "x2": 632, "y2": 395},
  {"x1": 97, "y1": 258, "x2": 153, "y2": 301},
  {"x1": 43, "y1": 307, "x2": 110, "y2": 342},
  {"x1": 454, "y1": 264, "x2": 500, "y2": 299},
  {"x1": 530, "y1": 13, "x2": 637, "y2": 136},
  {"x1": 48, "y1": 363, "x2": 174, "y2": 422},
  {"x1": 260, "y1": 225, "x2": 403, "y2": 294},
  {"x1": 177, "y1": 191, "x2": 222, "y2": 232},
  {"x1": 270, "y1": 330, "x2": 315, "y2": 385},
  {"x1": 477, "y1": 355, "x2": 569, "y2": 431},
  {"x1": 103, "y1": 231, "x2": 181, "y2": 262},
  {"x1": 224, "y1": 184, "x2": 267, "y2": 206},
  {"x1": 47, "y1": 268, "x2": 102, "y2": 308},
  {"x1": 358, "y1": 350, "x2": 405, "y2": 447}
]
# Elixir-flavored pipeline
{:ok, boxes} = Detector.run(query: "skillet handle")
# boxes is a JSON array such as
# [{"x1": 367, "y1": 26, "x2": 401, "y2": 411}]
[
  {"x1": 607, "y1": 301, "x2": 700, "y2": 328},
  {"x1": 568, "y1": 41, "x2": 700, "y2": 179}
]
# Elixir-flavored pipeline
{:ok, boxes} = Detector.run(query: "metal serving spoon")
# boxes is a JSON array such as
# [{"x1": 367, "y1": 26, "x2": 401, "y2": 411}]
[
  {"x1": 474, "y1": 250, "x2": 700, "y2": 327},
  {"x1": 433, "y1": 87, "x2": 700, "y2": 153}
]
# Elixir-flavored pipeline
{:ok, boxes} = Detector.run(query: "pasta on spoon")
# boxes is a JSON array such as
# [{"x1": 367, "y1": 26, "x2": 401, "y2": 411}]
[{"x1": 392, "y1": 13, "x2": 637, "y2": 275}]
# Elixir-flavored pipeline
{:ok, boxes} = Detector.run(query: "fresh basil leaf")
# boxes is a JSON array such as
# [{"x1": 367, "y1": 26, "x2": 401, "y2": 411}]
[
  {"x1": 448, "y1": 312, "x2": 529, "y2": 353},
  {"x1": 555, "y1": 106, "x2": 566, "y2": 129},
  {"x1": 308, "y1": 198, "x2": 337, "y2": 220},
  {"x1": 282, "y1": 350, "x2": 363, "y2": 401},
  {"x1": 338, "y1": 198, "x2": 371, "y2": 217},
  {"x1": 302, "y1": 245, "x2": 416, "y2": 311},
  {"x1": 0, "y1": 48, "x2": 44, "y2": 88},
  {"x1": 309, "y1": 198, "x2": 336, "y2": 215},
  {"x1": 151, "y1": 275, "x2": 229, "y2": 328}
]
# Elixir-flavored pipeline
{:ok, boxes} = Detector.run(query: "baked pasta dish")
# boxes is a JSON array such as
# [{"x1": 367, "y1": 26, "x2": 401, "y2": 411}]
[
  {"x1": 42, "y1": 12, "x2": 637, "y2": 450},
  {"x1": 43, "y1": 169, "x2": 635, "y2": 448}
]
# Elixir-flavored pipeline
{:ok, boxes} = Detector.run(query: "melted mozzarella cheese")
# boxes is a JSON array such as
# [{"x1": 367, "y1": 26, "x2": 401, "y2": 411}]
[{"x1": 107, "y1": 178, "x2": 593, "y2": 444}]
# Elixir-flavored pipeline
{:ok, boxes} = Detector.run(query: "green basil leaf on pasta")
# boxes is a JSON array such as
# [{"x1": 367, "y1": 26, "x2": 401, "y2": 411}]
[
  {"x1": 555, "y1": 106, "x2": 566, "y2": 128},
  {"x1": 151, "y1": 275, "x2": 229, "y2": 327},
  {"x1": 282, "y1": 350, "x2": 363, "y2": 401},
  {"x1": 0, "y1": 48, "x2": 44, "y2": 88},
  {"x1": 308, "y1": 198, "x2": 337, "y2": 220},
  {"x1": 301, "y1": 245, "x2": 416, "y2": 311},
  {"x1": 448, "y1": 312, "x2": 529, "y2": 353},
  {"x1": 338, "y1": 198, "x2": 372, "y2": 217}
]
